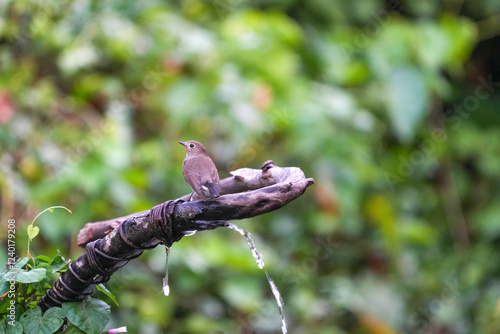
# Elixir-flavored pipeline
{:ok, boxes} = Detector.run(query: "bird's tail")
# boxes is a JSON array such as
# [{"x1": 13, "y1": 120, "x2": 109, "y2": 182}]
[{"x1": 204, "y1": 182, "x2": 220, "y2": 198}]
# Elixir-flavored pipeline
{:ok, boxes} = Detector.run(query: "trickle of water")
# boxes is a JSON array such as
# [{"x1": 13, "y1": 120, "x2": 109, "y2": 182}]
[
  {"x1": 183, "y1": 230, "x2": 197, "y2": 237},
  {"x1": 224, "y1": 223, "x2": 288, "y2": 334},
  {"x1": 162, "y1": 247, "x2": 170, "y2": 296},
  {"x1": 224, "y1": 223, "x2": 264, "y2": 269},
  {"x1": 266, "y1": 271, "x2": 288, "y2": 334}
]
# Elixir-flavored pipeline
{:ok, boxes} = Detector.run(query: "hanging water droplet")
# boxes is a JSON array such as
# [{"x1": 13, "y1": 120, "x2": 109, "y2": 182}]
[
  {"x1": 162, "y1": 247, "x2": 170, "y2": 296},
  {"x1": 162, "y1": 278, "x2": 170, "y2": 296},
  {"x1": 183, "y1": 230, "x2": 197, "y2": 237}
]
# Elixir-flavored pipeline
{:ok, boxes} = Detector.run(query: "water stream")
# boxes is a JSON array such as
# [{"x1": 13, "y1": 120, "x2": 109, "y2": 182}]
[
  {"x1": 265, "y1": 271, "x2": 288, "y2": 334},
  {"x1": 224, "y1": 222, "x2": 288, "y2": 334},
  {"x1": 224, "y1": 223, "x2": 264, "y2": 269},
  {"x1": 162, "y1": 223, "x2": 288, "y2": 333}
]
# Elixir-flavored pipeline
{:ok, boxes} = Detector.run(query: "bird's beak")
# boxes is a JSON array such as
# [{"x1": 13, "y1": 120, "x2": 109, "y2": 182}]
[{"x1": 179, "y1": 141, "x2": 186, "y2": 146}]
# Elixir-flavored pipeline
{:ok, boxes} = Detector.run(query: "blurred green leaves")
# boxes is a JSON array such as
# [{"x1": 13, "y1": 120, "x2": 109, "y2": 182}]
[
  {"x1": 1, "y1": 0, "x2": 500, "y2": 333},
  {"x1": 387, "y1": 67, "x2": 429, "y2": 143}
]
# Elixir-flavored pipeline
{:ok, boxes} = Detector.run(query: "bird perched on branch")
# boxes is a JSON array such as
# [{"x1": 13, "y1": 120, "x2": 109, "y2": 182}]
[{"x1": 179, "y1": 140, "x2": 220, "y2": 201}]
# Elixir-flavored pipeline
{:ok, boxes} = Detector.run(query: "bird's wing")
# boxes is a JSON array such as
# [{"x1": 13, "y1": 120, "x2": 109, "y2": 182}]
[
  {"x1": 183, "y1": 161, "x2": 203, "y2": 185},
  {"x1": 209, "y1": 160, "x2": 219, "y2": 184}
]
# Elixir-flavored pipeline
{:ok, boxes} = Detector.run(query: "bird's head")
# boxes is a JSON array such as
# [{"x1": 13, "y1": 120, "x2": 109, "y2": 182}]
[{"x1": 179, "y1": 140, "x2": 208, "y2": 156}]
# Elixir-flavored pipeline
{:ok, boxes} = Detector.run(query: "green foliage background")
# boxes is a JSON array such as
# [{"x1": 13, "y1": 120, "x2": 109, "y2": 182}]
[{"x1": 1, "y1": 0, "x2": 500, "y2": 333}]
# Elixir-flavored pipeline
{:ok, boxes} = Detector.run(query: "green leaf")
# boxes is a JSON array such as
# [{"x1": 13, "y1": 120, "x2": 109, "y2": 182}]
[
  {"x1": 387, "y1": 67, "x2": 429, "y2": 143},
  {"x1": 12, "y1": 268, "x2": 47, "y2": 284},
  {"x1": 27, "y1": 225, "x2": 40, "y2": 241},
  {"x1": 37, "y1": 262, "x2": 53, "y2": 274},
  {"x1": 4, "y1": 320, "x2": 24, "y2": 334},
  {"x1": 3, "y1": 269, "x2": 25, "y2": 281},
  {"x1": 20, "y1": 307, "x2": 65, "y2": 334},
  {"x1": 0, "y1": 278, "x2": 9, "y2": 300},
  {"x1": 0, "y1": 268, "x2": 22, "y2": 295},
  {"x1": 64, "y1": 323, "x2": 86, "y2": 334},
  {"x1": 50, "y1": 255, "x2": 69, "y2": 272},
  {"x1": 13, "y1": 258, "x2": 29, "y2": 269},
  {"x1": 63, "y1": 298, "x2": 111, "y2": 333},
  {"x1": 36, "y1": 255, "x2": 52, "y2": 263},
  {"x1": 96, "y1": 284, "x2": 119, "y2": 306},
  {"x1": 0, "y1": 302, "x2": 24, "y2": 332}
]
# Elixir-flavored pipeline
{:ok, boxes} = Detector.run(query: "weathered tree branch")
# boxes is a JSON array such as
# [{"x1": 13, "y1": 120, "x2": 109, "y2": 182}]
[
  {"x1": 39, "y1": 161, "x2": 314, "y2": 311},
  {"x1": 78, "y1": 160, "x2": 311, "y2": 246}
]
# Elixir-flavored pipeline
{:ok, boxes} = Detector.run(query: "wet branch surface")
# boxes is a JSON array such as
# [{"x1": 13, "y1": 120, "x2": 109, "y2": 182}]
[{"x1": 39, "y1": 161, "x2": 314, "y2": 311}]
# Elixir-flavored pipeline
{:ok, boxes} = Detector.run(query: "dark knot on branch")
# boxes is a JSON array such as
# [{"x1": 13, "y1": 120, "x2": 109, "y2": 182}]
[{"x1": 149, "y1": 200, "x2": 185, "y2": 247}]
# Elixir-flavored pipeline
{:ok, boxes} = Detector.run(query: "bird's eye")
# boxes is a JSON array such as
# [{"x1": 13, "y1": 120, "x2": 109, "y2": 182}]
[{"x1": 190, "y1": 144, "x2": 195, "y2": 148}]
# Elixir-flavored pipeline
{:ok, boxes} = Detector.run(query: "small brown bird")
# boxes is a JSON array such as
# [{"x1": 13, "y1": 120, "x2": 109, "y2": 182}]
[{"x1": 179, "y1": 140, "x2": 220, "y2": 201}]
